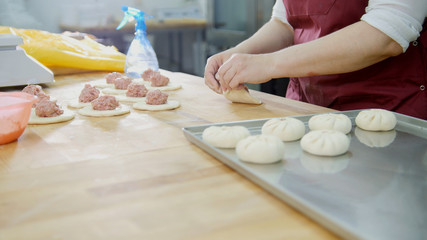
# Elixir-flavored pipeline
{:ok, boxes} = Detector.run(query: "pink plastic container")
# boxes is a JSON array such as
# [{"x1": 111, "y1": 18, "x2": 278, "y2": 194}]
[{"x1": 0, "y1": 92, "x2": 37, "y2": 145}]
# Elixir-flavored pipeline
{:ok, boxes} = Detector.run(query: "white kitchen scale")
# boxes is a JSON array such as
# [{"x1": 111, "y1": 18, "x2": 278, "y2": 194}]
[{"x1": 0, "y1": 34, "x2": 53, "y2": 87}]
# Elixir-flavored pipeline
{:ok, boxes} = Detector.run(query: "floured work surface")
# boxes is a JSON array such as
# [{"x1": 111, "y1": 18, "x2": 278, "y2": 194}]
[{"x1": 183, "y1": 110, "x2": 427, "y2": 240}]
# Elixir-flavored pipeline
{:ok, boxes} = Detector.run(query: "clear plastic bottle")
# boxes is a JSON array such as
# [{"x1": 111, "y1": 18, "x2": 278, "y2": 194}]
[{"x1": 117, "y1": 6, "x2": 159, "y2": 78}]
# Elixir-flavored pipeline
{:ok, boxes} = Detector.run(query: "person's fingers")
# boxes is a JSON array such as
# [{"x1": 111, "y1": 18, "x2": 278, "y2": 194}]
[
  {"x1": 216, "y1": 62, "x2": 233, "y2": 92},
  {"x1": 204, "y1": 58, "x2": 222, "y2": 94},
  {"x1": 229, "y1": 74, "x2": 243, "y2": 89},
  {"x1": 235, "y1": 84, "x2": 246, "y2": 90},
  {"x1": 204, "y1": 75, "x2": 221, "y2": 93}
]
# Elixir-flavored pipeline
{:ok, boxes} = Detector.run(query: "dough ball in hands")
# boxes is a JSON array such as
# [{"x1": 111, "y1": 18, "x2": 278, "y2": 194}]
[
  {"x1": 236, "y1": 135, "x2": 285, "y2": 164},
  {"x1": 261, "y1": 117, "x2": 305, "y2": 141},
  {"x1": 355, "y1": 109, "x2": 397, "y2": 131},
  {"x1": 308, "y1": 113, "x2": 352, "y2": 134},
  {"x1": 300, "y1": 130, "x2": 350, "y2": 157},
  {"x1": 202, "y1": 126, "x2": 250, "y2": 148}
]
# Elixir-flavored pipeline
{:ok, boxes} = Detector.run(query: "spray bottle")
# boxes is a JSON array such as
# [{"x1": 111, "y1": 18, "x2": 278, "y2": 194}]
[{"x1": 117, "y1": 6, "x2": 159, "y2": 78}]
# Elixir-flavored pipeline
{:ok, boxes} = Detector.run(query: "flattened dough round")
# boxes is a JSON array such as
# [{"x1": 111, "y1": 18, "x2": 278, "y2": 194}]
[
  {"x1": 91, "y1": 81, "x2": 114, "y2": 89},
  {"x1": 300, "y1": 130, "x2": 350, "y2": 157},
  {"x1": 102, "y1": 88, "x2": 127, "y2": 95},
  {"x1": 262, "y1": 117, "x2": 305, "y2": 141},
  {"x1": 355, "y1": 109, "x2": 397, "y2": 131},
  {"x1": 223, "y1": 89, "x2": 262, "y2": 105},
  {"x1": 115, "y1": 95, "x2": 146, "y2": 103},
  {"x1": 78, "y1": 105, "x2": 130, "y2": 117},
  {"x1": 132, "y1": 100, "x2": 180, "y2": 111},
  {"x1": 202, "y1": 125, "x2": 250, "y2": 148},
  {"x1": 29, "y1": 109, "x2": 75, "y2": 125},
  {"x1": 308, "y1": 113, "x2": 352, "y2": 134},
  {"x1": 236, "y1": 135, "x2": 285, "y2": 164},
  {"x1": 67, "y1": 100, "x2": 92, "y2": 109},
  {"x1": 146, "y1": 82, "x2": 182, "y2": 91}
]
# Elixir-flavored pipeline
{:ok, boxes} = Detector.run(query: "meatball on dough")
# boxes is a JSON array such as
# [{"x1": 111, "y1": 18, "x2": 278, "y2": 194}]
[{"x1": 29, "y1": 108, "x2": 75, "y2": 125}]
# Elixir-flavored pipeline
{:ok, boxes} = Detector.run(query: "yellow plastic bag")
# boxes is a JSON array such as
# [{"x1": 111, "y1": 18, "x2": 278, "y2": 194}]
[{"x1": 0, "y1": 26, "x2": 125, "y2": 74}]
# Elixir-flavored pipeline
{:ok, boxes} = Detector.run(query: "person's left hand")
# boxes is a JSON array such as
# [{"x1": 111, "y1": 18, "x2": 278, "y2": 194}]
[{"x1": 215, "y1": 53, "x2": 274, "y2": 91}]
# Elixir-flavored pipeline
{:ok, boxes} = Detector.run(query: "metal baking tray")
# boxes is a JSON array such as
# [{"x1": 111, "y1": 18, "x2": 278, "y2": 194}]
[{"x1": 183, "y1": 110, "x2": 427, "y2": 240}]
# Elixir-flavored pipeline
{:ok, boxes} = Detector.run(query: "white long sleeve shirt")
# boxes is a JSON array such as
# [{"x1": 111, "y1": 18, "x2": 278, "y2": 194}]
[{"x1": 272, "y1": 0, "x2": 427, "y2": 52}]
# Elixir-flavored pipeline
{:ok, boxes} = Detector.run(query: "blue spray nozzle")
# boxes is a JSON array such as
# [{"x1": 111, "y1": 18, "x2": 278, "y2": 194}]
[{"x1": 116, "y1": 5, "x2": 153, "y2": 32}]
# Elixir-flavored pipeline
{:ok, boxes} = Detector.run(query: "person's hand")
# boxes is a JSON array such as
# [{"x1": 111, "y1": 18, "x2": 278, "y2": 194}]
[
  {"x1": 204, "y1": 50, "x2": 234, "y2": 94},
  {"x1": 215, "y1": 53, "x2": 274, "y2": 92}
]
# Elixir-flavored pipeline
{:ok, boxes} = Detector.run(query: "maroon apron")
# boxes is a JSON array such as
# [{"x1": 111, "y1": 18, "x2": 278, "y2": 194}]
[{"x1": 283, "y1": 0, "x2": 427, "y2": 120}]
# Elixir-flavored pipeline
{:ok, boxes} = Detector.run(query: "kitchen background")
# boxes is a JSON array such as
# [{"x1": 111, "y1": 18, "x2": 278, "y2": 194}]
[{"x1": 0, "y1": 0, "x2": 287, "y2": 95}]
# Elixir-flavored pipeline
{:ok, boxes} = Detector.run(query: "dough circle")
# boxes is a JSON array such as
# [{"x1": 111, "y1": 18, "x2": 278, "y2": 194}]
[
  {"x1": 91, "y1": 81, "x2": 114, "y2": 89},
  {"x1": 101, "y1": 88, "x2": 127, "y2": 95},
  {"x1": 261, "y1": 117, "x2": 305, "y2": 141},
  {"x1": 308, "y1": 113, "x2": 352, "y2": 134},
  {"x1": 67, "y1": 100, "x2": 92, "y2": 109},
  {"x1": 29, "y1": 109, "x2": 75, "y2": 125},
  {"x1": 202, "y1": 125, "x2": 250, "y2": 148},
  {"x1": 355, "y1": 109, "x2": 397, "y2": 131},
  {"x1": 115, "y1": 95, "x2": 146, "y2": 103},
  {"x1": 78, "y1": 105, "x2": 130, "y2": 117},
  {"x1": 236, "y1": 135, "x2": 285, "y2": 164},
  {"x1": 132, "y1": 100, "x2": 180, "y2": 111},
  {"x1": 300, "y1": 130, "x2": 350, "y2": 157},
  {"x1": 145, "y1": 82, "x2": 182, "y2": 91}
]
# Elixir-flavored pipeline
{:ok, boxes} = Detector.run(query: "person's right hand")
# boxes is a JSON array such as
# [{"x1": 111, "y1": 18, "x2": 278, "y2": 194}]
[{"x1": 204, "y1": 50, "x2": 234, "y2": 94}]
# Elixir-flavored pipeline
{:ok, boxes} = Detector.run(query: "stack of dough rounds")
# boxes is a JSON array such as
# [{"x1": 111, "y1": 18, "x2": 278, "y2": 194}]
[
  {"x1": 261, "y1": 117, "x2": 305, "y2": 141},
  {"x1": 236, "y1": 135, "x2": 285, "y2": 164},
  {"x1": 202, "y1": 125, "x2": 250, "y2": 148},
  {"x1": 300, "y1": 130, "x2": 350, "y2": 156},
  {"x1": 308, "y1": 113, "x2": 352, "y2": 134},
  {"x1": 355, "y1": 109, "x2": 397, "y2": 131}
]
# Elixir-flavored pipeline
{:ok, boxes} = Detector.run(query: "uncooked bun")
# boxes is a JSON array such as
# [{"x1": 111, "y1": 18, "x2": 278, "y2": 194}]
[
  {"x1": 308, "y1": 113, "x2": 352, "y2": 134},
  {"x1": 300, "y1": 130, "x2": 350, "y2": 156},
  {"x1": 236, "y1": 135, "x2": 285, "y2": 164},
  {"x1": 261, "y1": 117, "x2": 305, "y2": 141},
  {"x1": 355, "y1": 109, "x2": 397, "y2": 131},
  {"x1": 202, "y1": 125, "x2": 250, "y2": 148}
]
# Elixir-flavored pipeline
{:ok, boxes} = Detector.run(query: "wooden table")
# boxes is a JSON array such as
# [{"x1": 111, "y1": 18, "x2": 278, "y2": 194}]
[{"x1": 0, "y1": 71, "x2": 338, "y2": 240}]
